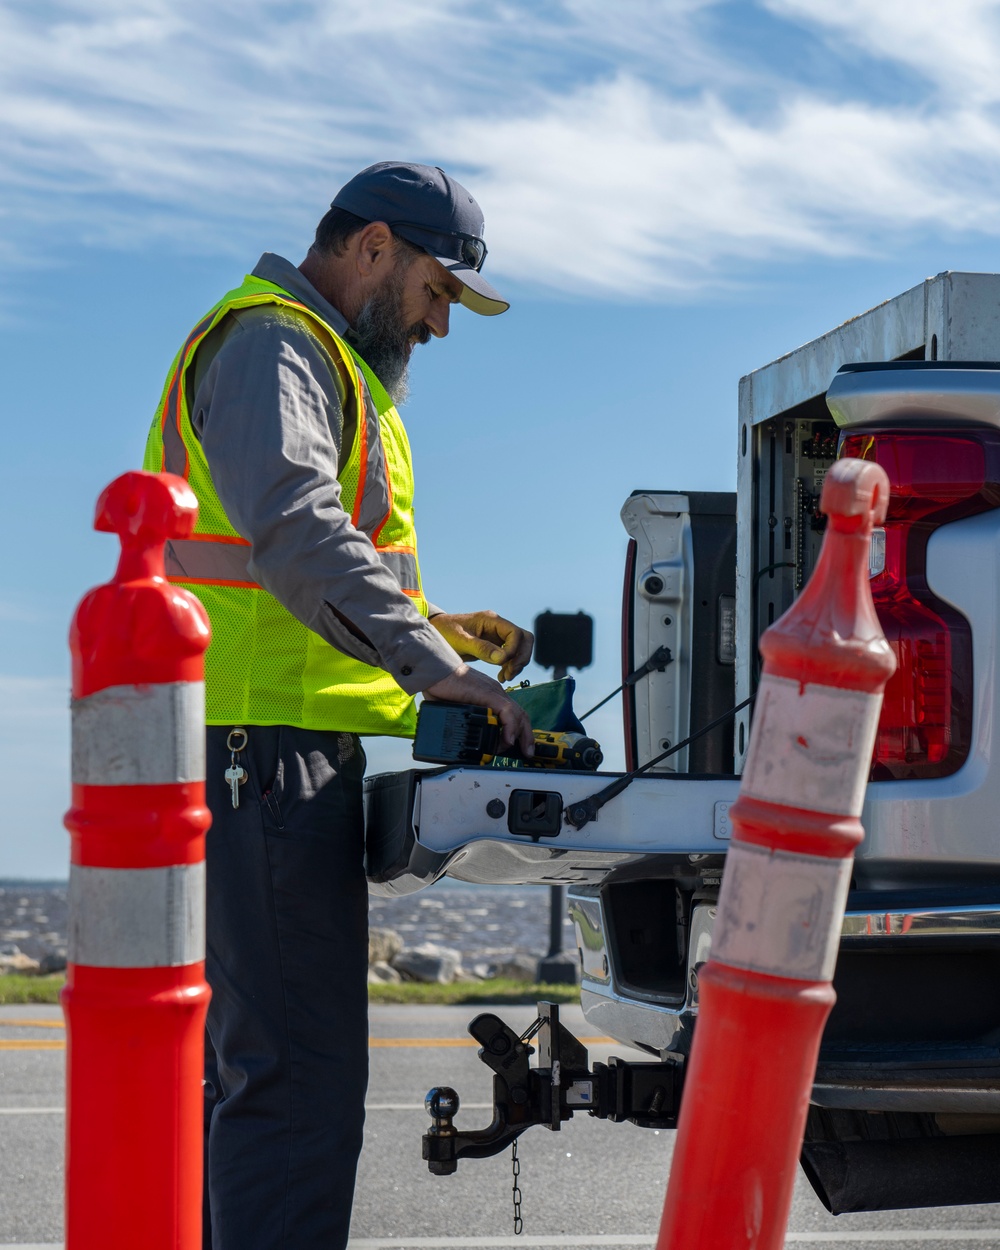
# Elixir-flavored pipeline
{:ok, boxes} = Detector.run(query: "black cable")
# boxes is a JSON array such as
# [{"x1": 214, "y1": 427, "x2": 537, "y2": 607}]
[
  {"x1": 564, "y1": 694, "x2": 755, "y2": 830},
  {"x1": 579, "y1": 645, "x2": 673, "y2": 721},
  {"x1": 579, "y1": 687, "x2": 622, "y2": 721},
  {"x1": 754, "y1": 560, "x2": 796, "y2": 584}
]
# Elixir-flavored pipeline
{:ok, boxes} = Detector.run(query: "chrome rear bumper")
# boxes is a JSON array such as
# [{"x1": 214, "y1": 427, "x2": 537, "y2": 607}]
[{"x1": 572, "y1": 893, "x2": 1000, "y2": 1109}]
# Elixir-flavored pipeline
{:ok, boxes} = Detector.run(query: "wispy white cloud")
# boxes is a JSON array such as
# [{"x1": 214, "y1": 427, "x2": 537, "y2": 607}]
[
  {"x1": 765, "y1": 0, "x2": 1000, "y2": 104},
  {"x1": 435, "y1": 82, "x2": 1000, "y2": 294},
  {"x1": 3, "y1": 0, "x2": 1000, "y2": 296}
]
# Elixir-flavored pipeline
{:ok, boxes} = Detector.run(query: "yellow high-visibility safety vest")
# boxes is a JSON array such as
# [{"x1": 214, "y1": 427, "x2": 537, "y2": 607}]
[{"x1": 143, "y1": 274, "x2": 428, "y2": 736}]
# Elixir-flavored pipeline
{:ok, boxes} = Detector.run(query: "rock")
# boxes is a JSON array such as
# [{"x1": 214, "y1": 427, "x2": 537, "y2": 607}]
[
  {"x1": 491, "y1": 954, "x2": 539, "y2": 983},
  {"x1": 0, "y1": 951, "x2": 41, "y2": 975},
  {"x1": 368, "y1": 961, "x2": 402, "y2": 984},
  {"x1": 538, "y1": 952, "x2": 581, "y2": 986},
  {"x1": 369, "y1": 926, "x2": 403, "y2": 966},
  {"x1": 38, "y1": 950, "x2": 67, "y2": 975},
  {"x1": 392, "y1": 942, "x2": 462, "y2": 984}
]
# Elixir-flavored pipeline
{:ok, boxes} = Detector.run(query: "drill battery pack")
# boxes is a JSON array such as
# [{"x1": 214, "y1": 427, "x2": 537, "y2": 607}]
[{"x1": 413, "y1": 701, "x2": 603, "y2": 770}]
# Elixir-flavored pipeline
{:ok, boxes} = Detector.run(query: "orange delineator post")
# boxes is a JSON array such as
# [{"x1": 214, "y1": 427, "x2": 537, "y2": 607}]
[
  {"x1": 656, "y1": 457, "x2": 896, "y2": 1250},
  {"x1": 63, "y1": 471, "x2": 211, "y2": 1250}
]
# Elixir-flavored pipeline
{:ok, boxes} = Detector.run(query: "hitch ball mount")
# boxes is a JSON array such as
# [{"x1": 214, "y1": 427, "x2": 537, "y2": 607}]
[{"x1": 422, "y1": 1001, "x2": 684, "y2": 1175}]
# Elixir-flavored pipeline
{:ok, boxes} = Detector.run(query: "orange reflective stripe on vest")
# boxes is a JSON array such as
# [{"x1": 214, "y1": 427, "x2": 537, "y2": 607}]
[{"x1": 160, "y1": 310, "x2": 218, "y2": 481}]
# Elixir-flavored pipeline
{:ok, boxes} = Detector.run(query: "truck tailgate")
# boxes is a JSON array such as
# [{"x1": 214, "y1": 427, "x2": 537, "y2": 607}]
[{"x1": 364, "y1": 767, "x2": 739, "y2": 896}]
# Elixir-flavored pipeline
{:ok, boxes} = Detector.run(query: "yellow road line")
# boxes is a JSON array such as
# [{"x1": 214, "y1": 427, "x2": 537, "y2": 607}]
[
  {"x1": 0, "y1": 1018, "x2": 65, "y2": 1029},
  {"x1": 0, "y1": 1039, "x2": 65, "y2": 1050},
  {"x1": 370, "y1": 1037, "x2": 614, "y2": 1048},
  {"x1": 0, "y1": 1033, "x2": 617, "y2": 1054},
  {"x1": 3, "y1": 1038, "x2": 481, "y2": 1053}
]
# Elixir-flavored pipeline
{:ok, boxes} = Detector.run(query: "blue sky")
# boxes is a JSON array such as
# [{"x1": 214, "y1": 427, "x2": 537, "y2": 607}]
[{"x1": 4, "y1": 0, "x2": 1000, "y2": 877}]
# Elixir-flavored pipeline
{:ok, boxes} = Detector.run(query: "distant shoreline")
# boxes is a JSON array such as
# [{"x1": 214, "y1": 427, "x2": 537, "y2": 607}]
[
  {"x1": 0, "y1": 877, "x2": 560, "y2": 967},
  {"x1": 0, "y1": 879, "x2": 69, "y2": 887},
  {"x1": 1, "y1": 880, "x2": 540, "y2": 900}
]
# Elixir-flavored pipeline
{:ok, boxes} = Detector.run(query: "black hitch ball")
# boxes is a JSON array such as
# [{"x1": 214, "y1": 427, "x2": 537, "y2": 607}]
[
  {"x1": 426, "y1": 1086, "x2": 460, "y2": 1130},
  {"x1": 424, "y1": 1087, "x2": 460, "y2": 1176}
]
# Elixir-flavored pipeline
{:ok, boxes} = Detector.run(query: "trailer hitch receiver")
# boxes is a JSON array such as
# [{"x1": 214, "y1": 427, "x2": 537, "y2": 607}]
[{"x1": 421, "y1": 1001, "x2": 683, "y2": 1174}]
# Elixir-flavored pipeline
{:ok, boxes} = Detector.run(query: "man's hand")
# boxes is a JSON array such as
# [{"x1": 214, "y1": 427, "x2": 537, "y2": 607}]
[
  {"x1": 423, "y1": 665, "x2": 534, "y2": 757},
  {"x1": 429, "y1": 611, "x2": 533, "y2": 684}
]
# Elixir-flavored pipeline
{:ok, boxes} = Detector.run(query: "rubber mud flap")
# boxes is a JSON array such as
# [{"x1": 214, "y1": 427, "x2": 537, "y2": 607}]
[{"x1": 801, "y1": 1134, "x2": 1000, "y2": 1213}]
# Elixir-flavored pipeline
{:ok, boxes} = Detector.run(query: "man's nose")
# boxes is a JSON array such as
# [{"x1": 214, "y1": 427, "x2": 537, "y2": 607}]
[{"x1": 425, "y1": 302, "x2": 451, "y2": 339}]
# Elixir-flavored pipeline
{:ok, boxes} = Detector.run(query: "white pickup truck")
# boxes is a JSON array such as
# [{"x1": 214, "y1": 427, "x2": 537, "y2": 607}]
[{"x1": 364, "y1": 272, "x2": 1000, "y2": 1214}]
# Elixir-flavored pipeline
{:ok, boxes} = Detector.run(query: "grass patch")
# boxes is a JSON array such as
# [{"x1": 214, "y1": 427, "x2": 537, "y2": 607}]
[
  {"x1": 368, "y1": 978, "x2": 579, "y2": 1006},
  {"x1": 0, "y1": 973, "x2": 580, "y2": 1008},
  {"x1": 0, "y1": 974, "x2": 65, "y2": 1005}
]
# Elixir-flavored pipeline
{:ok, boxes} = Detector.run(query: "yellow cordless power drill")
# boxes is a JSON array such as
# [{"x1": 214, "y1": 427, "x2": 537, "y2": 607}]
[{"x1": 412, "y1": 701, "x2": 603, "y2": 770}]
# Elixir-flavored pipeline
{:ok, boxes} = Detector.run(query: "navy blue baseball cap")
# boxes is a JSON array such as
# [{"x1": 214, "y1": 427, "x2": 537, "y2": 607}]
[{"x1": 331, "y1": 162, "x2": 509, "y2": 316}]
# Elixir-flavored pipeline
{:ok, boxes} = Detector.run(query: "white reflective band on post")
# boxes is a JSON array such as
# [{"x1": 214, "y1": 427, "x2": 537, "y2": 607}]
[
  {"x1": 68, "y1": 862, "x2": 206, "y2": 967},
  {"x1": 71, "y1": 681, "x2": 205, "y2": 785},
  {"x1": 740, "y1": 674, "x2": 881, "y2": 817},
  {"x1": 711, "y1": 840, "x2": 851, "y2": 982}
]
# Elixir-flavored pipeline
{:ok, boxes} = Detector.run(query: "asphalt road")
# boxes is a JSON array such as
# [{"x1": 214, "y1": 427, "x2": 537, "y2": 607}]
[{"x1": 5, "y1": 1002, "x2": 1000, "y2": 1248}]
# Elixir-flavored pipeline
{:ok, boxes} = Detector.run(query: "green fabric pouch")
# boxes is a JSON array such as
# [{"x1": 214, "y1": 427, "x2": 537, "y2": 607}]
[{"x1": 506, "y1": 677, "x2": 586, "y2": 734}]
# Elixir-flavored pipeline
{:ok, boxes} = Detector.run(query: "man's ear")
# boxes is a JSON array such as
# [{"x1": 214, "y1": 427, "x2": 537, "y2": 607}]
[{"x1": 355, "y1": 221, "x2": 395, "y2": 277}]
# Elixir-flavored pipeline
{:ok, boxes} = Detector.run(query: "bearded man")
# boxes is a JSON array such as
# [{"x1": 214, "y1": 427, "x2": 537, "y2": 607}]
[{"x1": 143, "y1": 162, "x2": 534, "y2": 1250}]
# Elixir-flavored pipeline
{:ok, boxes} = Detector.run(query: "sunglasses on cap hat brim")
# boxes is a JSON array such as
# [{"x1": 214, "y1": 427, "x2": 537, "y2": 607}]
[
  {"x1": 388, "y1": 221, "x2": 487, "y2": 272},
  {"x1": 389, "y1": 222, "x2": 508, "y2": 316},
  {"x1": 387, "y1": 221, "x2": 507, "y2": 315}
]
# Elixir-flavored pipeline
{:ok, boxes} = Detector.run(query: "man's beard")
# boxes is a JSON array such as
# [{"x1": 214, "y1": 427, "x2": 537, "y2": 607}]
[{"x1": 352, "y1": 261, "x2": 429, "y2": 406}]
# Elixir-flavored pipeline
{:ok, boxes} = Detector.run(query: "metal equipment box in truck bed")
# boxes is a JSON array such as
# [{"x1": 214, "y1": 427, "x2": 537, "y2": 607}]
[{"x1": 364, "y1": 272, "x2": 1000, "y2": 1214}]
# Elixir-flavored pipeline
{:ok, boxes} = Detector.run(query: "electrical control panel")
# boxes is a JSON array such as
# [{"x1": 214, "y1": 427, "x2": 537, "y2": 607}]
[{"x1": 749, "y1": 404, "x2": 838, "y2": 668}]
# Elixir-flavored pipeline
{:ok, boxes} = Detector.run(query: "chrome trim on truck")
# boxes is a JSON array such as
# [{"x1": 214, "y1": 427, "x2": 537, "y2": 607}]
[
  {"x1": 570, "y1": 891, "x2": 708, "y2": 1058},
  {"x1": 840, "y1": 906, "x2": 1000, "y2": 939},
  {"x1": 575, "y1": 900, "x2": 1000, "y2": 1055},
  {"x1": 826, "y1": 365, "x2": 1000, "y2": 432},
  {"x1": 573, "y1": 893, "x2": 1000, "y2": 1108}
]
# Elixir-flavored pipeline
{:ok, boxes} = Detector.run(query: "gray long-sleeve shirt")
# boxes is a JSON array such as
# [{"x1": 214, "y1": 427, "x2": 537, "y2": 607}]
[{"x1": 185, "y1": 252, "x2": 462, "y2": 697}]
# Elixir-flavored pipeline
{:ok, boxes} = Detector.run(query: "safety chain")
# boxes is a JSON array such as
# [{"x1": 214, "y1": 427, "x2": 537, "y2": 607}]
[
  {"x1": 519, "y1": 1016, "x2": 544, "y2": 1046},
  {"x1": 505, "y1": 1016, "x2": 540, "y2": 1235},
  {"x1": 511, "y1": 1138, "x2": 523, "y2": 1235}
]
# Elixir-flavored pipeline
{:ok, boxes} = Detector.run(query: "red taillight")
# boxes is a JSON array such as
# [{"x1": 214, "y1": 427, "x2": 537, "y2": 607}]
[{"x1": 840, "y1": 429, "x2": 1000, "y2": 779}]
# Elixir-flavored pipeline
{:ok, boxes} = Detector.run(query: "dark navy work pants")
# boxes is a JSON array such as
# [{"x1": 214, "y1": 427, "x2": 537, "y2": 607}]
[{"x1": 203, "y1": 725, "x2": 369, "y2": 1250}]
